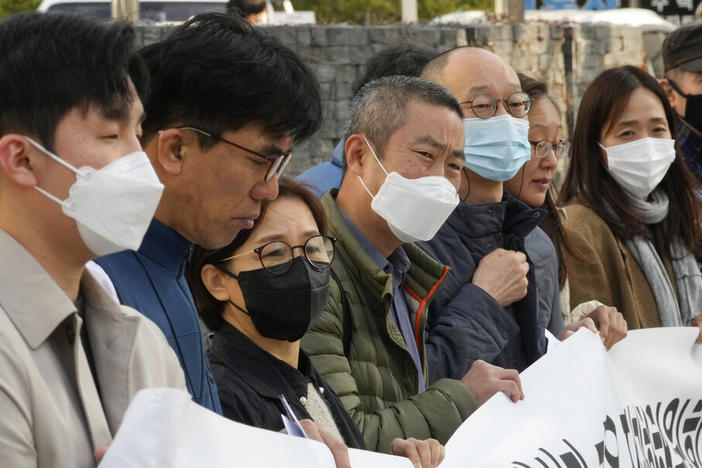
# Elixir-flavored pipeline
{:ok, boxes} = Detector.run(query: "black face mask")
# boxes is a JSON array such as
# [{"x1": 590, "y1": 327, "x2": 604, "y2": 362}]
[
  {"x1": 218, "y1": 256, "x2": 330, "y2": 342},
  {"x1": 669, "y1": 79, "x2": 702, "y2": 133}
]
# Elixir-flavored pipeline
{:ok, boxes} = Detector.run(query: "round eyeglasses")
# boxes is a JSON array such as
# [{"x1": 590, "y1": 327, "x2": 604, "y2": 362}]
[
  {"x1": 217, "y1": 235, "x2": 336, "y2": 275},
  {"x1": 176, "y1": 126, "x2": 291, "y2": 181},
  {"x1": 529, "y1": 140, "x2": 570, "y2": 159},
  {"x1": 459, "y1": 92, "x2": 533, "y2": 119}
]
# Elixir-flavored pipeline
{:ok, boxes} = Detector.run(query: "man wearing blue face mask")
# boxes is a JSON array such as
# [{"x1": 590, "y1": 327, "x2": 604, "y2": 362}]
[
  {"x1": 419, "y1": 47, "x2": 581, "y2": 381},
  {"x1": 301, "y1": 75, "x2": 525, "y2": 454}
]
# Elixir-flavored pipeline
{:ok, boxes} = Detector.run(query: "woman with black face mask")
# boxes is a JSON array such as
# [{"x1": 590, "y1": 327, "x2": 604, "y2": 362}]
[
  {"x1": 187, "y1": 179, "x2": 448, "y2": 467},
  {"x1": 186, "y1": 179, "x2": 366, "y2": 449}
]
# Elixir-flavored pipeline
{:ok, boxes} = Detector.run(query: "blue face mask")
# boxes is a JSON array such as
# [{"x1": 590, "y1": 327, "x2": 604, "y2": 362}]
[{"x1": 463, "y1": 114, "x2": 531, "y2": 182}]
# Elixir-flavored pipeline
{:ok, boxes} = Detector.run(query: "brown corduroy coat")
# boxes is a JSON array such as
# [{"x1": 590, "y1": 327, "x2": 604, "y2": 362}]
[{"x1": 561, "y1": 203, "x2": 678, "y2": 329}]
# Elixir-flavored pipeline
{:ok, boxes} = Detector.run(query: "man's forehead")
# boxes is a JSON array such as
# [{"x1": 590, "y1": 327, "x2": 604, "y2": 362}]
[{"x1": 444, "y1": 52, "x2": 519, "y2": 94}]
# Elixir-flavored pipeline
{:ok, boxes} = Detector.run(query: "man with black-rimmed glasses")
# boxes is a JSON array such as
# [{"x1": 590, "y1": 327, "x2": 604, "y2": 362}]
[{"x1": 90, "y1": 12, "x2": 321, "y2": 415}]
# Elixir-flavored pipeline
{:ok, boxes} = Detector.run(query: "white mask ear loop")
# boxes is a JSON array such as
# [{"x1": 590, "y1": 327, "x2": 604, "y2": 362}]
[
  {"x1": 24, "y1": 136, "x2": 81, "y2": 206},
  {"x1": 357, "y1": 136, "x2": 389, "y2": 199}
]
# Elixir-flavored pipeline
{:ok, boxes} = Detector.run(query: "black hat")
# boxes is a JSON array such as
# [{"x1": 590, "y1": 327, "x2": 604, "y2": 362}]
[{"x1": 662, "y1": 22, "x2": 702, "y2": 72}]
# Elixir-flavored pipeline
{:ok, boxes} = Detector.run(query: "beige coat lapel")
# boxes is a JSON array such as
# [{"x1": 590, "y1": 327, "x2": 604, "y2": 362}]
[{"x1": 81, "y1": 272, "x2": 141, "y2": 434}]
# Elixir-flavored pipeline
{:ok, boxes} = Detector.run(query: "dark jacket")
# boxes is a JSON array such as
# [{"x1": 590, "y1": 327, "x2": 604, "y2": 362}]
[
  {"x1": 302, "y1": 191, "x2": 477, "y2": 453},
  {"x1": 419, "y1": 192, "x2": 548, "y2": 382},
  {"x1": 95, "y1": 219, "x2": 221, "y2": 413},
  {"x1": 210, "y1": 321, "x2": 366, "y2": 450}
]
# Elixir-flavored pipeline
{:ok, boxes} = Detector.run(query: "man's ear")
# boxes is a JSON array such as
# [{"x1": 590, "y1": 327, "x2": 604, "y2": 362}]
[
  {"x1": 659, "y1": 79, "x2": 676, "y2": 106},
  {"x1": 155, "y1": 129, "x2": 186, "y2": 176},
  {"x1": 0, "y1": 134, "x2": 39, "y2": 187},
  {"x1": 201, "y1": 264, "x2": 231, "y2": 302},
  {"x1": 344, "y1": 134, "x2": 369, "y2": 177}
]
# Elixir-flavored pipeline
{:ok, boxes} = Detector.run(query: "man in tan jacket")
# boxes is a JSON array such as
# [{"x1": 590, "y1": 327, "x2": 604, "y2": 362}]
[{"x1": 0, "y1": 12, "x2": 186, "y2": 468}]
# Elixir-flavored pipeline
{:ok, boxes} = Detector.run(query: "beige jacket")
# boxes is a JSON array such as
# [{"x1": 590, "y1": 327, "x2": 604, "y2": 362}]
[{"x1": 0, "y1": 229, "x2": 186, "y2": 468}]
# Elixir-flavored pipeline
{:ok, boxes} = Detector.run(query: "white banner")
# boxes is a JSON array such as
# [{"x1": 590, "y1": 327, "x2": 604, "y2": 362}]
[
  {"x1": 441, "y1": 328, "x2": 702, "y2": 468},
  {"x1": 100, "y1": 328, "x2": 702, "y2": 468}
]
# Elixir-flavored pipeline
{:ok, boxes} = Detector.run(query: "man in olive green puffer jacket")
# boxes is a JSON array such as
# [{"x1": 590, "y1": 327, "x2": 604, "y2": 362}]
[{"x1": 302, "y1": 76, "x2": 524, "y2": 454}]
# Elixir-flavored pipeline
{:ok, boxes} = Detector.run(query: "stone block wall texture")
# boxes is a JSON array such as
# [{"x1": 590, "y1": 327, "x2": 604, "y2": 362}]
[{"x1": 133, "y1": 21, "x2": 661, "y2": 177}]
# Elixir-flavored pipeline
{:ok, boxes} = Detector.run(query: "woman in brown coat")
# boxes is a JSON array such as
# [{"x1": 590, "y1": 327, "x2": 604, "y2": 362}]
[{"x1": 559, "y1": 65, "x2": 702, "y2": 339}]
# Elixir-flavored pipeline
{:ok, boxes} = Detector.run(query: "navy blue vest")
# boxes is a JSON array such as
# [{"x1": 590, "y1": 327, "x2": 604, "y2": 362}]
[{"x1": 96, "y1": 219, "x2": 222, "y2": 414}]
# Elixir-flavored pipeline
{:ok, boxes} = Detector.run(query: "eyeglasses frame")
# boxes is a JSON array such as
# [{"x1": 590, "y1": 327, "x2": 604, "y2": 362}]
[
  {"x1": 176, "y1": 126, "x2": 292, "y2": 181},
  {"x1": 459, "y1": 92, "x2": 534, "y2": 119},
  {"x1": 216, "y1": 234, "x2": 337, "y2": 275},
  {"x1": 528, "y1": 139, "x2": 570, "y2": 159}
]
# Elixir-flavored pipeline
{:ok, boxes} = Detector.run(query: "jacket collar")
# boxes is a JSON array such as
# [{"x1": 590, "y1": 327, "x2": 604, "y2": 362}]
[
  {"x1": 210, "y1": 321, "x2": 318, "y2": 400},
  {"x1": 502, "y1": 191, "x2": 546, "y2": 240},
  {"x1": 446, "y1": 191, "x2": 544, "y2": 241},
  {"x1": 322, "y1": 190, "x2": 448, "y2": 310},
  {"x1": 138, "y1": 218, "x2": 192, "y2": 275},
  {"x1": 331, "y1": 139, "x2": 345, "y2": 167},
  {"x1": 447, "y1": 199, "x2": 506, "y2": 239}
]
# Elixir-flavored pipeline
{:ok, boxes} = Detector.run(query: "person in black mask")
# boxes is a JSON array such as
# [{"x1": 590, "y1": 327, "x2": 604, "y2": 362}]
[
  {"x1": 187, "y1": 178, "x2": 447, "y2": 468},
  {"x1": 660, "y1": 22, "x2": 702, "y2": 191}
]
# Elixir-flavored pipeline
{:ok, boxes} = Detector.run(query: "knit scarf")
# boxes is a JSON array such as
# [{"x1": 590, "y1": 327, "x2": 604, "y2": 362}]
[{"x1": 624, "y1": 190, "x2": 702, "y2": 326}]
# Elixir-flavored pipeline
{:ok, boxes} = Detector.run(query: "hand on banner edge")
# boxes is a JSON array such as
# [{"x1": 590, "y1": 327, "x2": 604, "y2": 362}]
[
  {"x1": 389, "y1": 437, "x2": 445, "y2": 468},
  {"x1": 95, "y1": 445, "x2": 109, "y2": 463},
  {"x1": 460, "y1": 360, "x2": 524, "y2": 406},
  {"x1": 691, "y1": 315, "x2": 702, "y2": 343},
  {"x1": 298, "y1": 419, "x2": 351, "y2": 468}
]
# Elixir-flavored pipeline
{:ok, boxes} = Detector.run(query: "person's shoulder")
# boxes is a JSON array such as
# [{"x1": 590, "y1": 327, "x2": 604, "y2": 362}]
[
  {"x1": 0, "y1": 306, "x2": 33, "y2": 391},
  {"x1": 561, "y1": 203, "x2": 616, "y2": 247},
  {"x1": 562, "y1": 203, "x2": 609, "y2": 231},
  {"x1": 525, "y1": 226, "x2": 556, "y2": 258}
]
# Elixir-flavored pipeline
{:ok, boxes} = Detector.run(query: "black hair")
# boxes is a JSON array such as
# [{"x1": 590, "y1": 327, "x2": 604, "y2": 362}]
[
  {"x1": 186, "y1": 178, "x2": 328, "y2": 331},
  {"x1": 0, "y1": 12, "x2": 144, "y2": 150},
  {"x1": 227, "y1": 0, "x2": 266, "y2": 16},
  {"x1": 517, "y1": 72, "x2": 581, "y2": 289},
  {"x1": 139, "y1": 13, "x2": 321, "y2": 148},
  {"x1": 352, "y1": 42, "x2": 437, "y2": 95}
]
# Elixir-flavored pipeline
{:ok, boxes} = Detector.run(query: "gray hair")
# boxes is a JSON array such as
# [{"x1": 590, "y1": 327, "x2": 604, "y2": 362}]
[{"x1": 342, "y1": 75, "x2": 463, "y2": 164}]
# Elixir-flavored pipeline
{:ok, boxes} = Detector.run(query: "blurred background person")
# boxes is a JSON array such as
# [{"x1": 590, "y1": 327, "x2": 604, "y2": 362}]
[
  {"x1": 560, "y1": 65, "x2": 702, "y2": 341},
  {"x1": 228, "y1": 0, "x2": 267, "y2": 24},
  {"x1": 659, "y1": 23, "x2": 702, "y2": 193},
  {"x1": 297, "y1": 41, "x2": 436, "y2": 196}
]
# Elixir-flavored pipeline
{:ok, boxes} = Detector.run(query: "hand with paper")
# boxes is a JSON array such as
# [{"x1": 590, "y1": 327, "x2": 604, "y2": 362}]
[
  {"x1": 438, "y1": 327, "x2": 702, "y2": 467},
  {"x1": 692, "y1": 315, "x2": 702, "y2": 343},
  {"x1": 389, "y1": 437, "x2": 445, "y2": 468},
  {"x1": 460, "y1": 359, "x2": 524, "y2": 405}
]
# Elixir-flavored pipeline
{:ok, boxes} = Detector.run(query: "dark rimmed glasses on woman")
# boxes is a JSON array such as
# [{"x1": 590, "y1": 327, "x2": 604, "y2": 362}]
[{"x1": 217, "y1": 235, "x2": 336, "y2": 275}]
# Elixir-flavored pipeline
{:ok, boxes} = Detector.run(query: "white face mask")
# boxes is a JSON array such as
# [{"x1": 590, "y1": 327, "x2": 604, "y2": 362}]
[
  {"x1": 357, "y1": 136, "x2": 459, "y2": 243},
  {"x1": 26, "y1": 136, "x2": 165, "y2": 257},
  {"x1": 600, "y1": 137, "x2": 676, "y2": 199}
]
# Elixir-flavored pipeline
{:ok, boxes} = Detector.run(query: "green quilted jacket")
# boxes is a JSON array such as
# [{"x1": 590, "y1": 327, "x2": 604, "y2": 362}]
[{"x1": 301, "y1": 190, "x2": 477, "y2": 453}]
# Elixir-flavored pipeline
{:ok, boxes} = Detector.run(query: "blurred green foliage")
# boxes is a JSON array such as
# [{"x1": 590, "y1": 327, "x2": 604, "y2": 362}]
[
  {"x1": 0, "y1": 0, "x2": 493, "y2": 21},
  {"x1": 0, "y1": 0, "x2": 41, "y2": 17},
  {"x1": 294, "y1": 0, "x2": 493, "y2": 24}
]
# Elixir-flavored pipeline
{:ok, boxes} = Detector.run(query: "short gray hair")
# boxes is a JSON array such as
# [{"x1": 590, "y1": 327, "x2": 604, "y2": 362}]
[
  {"x1": 343, "y1": 75, "x2": 463, "y2": 164},
  {"x1": 665, "y1": 67, "x2": 685, "y2": 82}
]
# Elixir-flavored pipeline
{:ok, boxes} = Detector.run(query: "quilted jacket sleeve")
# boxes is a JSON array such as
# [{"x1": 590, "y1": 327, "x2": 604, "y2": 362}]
[{"x1": 302, "y1": 278, "x2": 477, "y2": 453}]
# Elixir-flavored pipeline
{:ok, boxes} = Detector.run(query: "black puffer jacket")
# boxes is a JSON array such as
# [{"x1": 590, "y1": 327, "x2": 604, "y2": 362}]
[
  {"x1": 209, "y1": 321, "x2": 366, "y2": 450},
  {"x1": 419, "y1": 192, "x2": 548, "y2": 382}
]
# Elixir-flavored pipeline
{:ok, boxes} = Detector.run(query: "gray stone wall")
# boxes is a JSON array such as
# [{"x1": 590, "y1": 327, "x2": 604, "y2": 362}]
[{"x1": 133, "y1": 21, "x2": 663, "y2": 177}]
